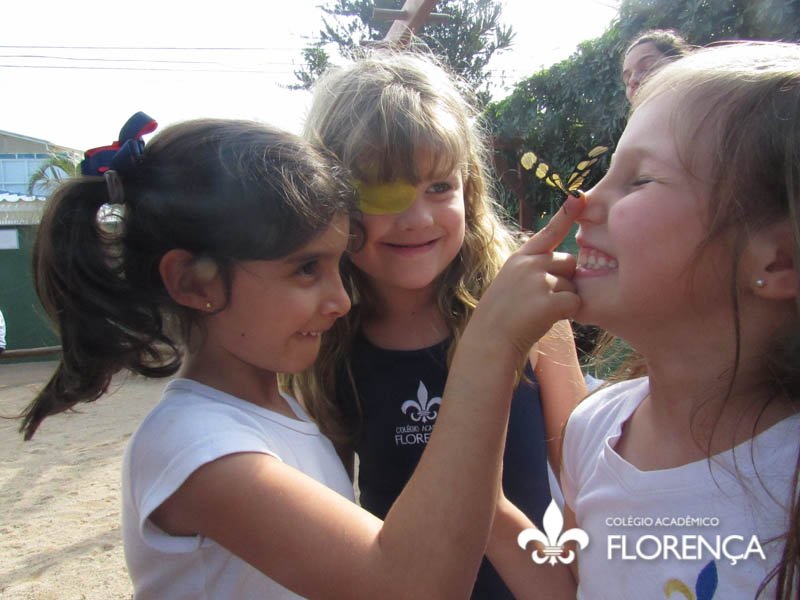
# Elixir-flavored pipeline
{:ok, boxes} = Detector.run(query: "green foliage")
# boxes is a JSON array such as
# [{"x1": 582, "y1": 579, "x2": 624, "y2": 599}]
[
  {"x1": 292, "y1": 0, "x2": 514, "y2": 103},
  {"x1": 486, "y1": 0, "x2": 800, "y2": 225},
  {"x1": 290, "y1": 46, "x2": 333, "y2": 91},
  {"x1": 617, "y1": 0, "x2": 800, "y2": 43}
]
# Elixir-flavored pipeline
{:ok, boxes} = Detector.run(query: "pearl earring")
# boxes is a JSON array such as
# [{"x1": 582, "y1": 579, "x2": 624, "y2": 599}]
[
  {"x1": 755, "y1": 279, "x2": 766, "y2": 289},
  {"x1": 205, "y1": 301, "x2": 213, "y2": 310}
]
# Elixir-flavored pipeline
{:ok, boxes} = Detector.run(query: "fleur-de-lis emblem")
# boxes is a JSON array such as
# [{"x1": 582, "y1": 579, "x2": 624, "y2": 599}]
[
  {"x1": 400, "y1": 381, "x2": 441, "y2": 423},
  {"x1": 517, "y1": 500, "x2": 589, "y2": 565}
]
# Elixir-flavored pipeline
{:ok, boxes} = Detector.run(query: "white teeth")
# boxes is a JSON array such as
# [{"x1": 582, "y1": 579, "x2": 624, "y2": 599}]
[
  {"x1": 300, "y1": 331, "x2": 321, "y2": 337},
  {"x1": 579, "y1": 249, "x2": 618, "y2": 270}
]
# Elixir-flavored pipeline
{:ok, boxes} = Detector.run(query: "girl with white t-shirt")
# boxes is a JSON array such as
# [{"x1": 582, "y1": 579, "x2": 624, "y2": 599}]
[
  {"x1": 487, "y1": 42, "x2": 800, "y2": 599},
  {"x1": 20, "y1": 114, "x2": 583, "y2": 598}
]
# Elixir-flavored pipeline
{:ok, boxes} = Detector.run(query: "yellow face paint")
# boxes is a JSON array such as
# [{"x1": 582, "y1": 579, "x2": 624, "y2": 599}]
[{"x1": 355, "y1": 180, "x2": 417, "y2": 215}]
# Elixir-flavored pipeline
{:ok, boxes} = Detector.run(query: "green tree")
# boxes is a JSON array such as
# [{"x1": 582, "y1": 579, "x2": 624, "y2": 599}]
[
  {"x1": 486, "y1": 0, "x2": 800, "y2": 227},
  {"x1": 27, "y1": 153, "x2": 80, "y2": 196},
  {"x1": 292, "y1": 46, "x2": 334, "y2": 91},
  {"x1": 292, "y1": 0, "x2": 514, "y2": 105}
]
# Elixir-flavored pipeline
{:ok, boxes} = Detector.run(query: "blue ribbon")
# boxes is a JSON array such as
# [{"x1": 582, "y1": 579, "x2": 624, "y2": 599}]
[{"x1": 80, "y1": 112, "x2": 158, "y2": 176}]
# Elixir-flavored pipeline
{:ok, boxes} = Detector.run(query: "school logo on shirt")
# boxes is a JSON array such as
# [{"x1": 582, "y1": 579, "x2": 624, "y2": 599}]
[
  {"x1": 518, "y1": 500, "x2": 589, "y2": 565},
  {"x1": 394, "y1": 381, "x2": 440, "y2": 446},
  {"x1": 401, "y1": 381, "x2": 441, "y2": 423},
  {"x1": 664, "y1": 560, "x2": 718, "y2": 599},
  {"x1": 604, "y1": 515, "x2": 766, "y2": 565}
]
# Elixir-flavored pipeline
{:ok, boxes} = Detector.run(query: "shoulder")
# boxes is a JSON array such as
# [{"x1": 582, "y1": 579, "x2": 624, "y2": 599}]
[
  {"x1": 127, "y1": 379, "x2": 311, "y2": 472},
  {"x1": 569, "y1": 377, "x2": 648, "y2": 430},
  {"x1": 133, "y1": 379, "x2": 258, "y2": 441},
  {"x1": 562, "y1": 378, "x2": 648, "y2": 478},
  {"x1": 124, "y1": 380, "x2": 320, "y2": 516}
]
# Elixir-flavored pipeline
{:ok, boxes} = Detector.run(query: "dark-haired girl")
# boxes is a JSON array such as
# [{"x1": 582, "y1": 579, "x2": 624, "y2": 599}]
[{"x1": 22, "y1": 115, "x2": 583, "y2": 598}]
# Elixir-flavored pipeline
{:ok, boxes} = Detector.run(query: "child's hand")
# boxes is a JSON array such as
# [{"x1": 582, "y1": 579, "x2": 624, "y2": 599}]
[{"x1": 469, "y1": 194, "x2": 586, "y2": 361}]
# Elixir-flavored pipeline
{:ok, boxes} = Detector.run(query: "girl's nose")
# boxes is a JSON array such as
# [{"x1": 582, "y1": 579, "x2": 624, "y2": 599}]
[
  {"x1": 324, "y1": 274, "x2": 351, "y2": 318},
  {"x1": 576, "y1": 186, "x2": 607, "y2": 226},
  {"x1": 396, "y1": 190, "x2": 433, "y2": 230}
]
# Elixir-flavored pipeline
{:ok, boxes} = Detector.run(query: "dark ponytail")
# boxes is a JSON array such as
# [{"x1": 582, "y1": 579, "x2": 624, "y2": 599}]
[
  {"x1": 21, "y1": 177, "x2": 180, "y2": 439},
  {"x1": 21, "y1": 117, "x2": 354, "y2": 440}
]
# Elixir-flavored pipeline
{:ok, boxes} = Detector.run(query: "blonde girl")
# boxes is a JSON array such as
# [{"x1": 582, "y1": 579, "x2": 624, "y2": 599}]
[{"x1": 289, "y1": 49, "x2": 585, "y2": 598}]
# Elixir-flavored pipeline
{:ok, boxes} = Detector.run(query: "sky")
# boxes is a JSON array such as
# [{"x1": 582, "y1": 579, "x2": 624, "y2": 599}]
[{"x1": 1, "y1": 0, "x2": 619, "y2": 152}]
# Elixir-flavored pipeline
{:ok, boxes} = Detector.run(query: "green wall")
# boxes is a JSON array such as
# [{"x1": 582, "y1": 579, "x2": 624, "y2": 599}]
[{"x1": 0, "y1": 225, "x2": 58, "y2": 351}]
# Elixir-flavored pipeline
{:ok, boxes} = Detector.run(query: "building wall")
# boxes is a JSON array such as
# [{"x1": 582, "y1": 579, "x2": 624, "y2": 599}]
[
  {"x1": 0, "y1": 155, "x2": 52, "y2": 194},
  {"x1": 0, "y1": 132, "x2": 79, "y2": 195},
  {"x1": 0, "y1": 132, "x2": 77, "y2": 355},
  {"x1": 0, "y1": 224, "x2": 58, "y2": 352},
  {"x1": 0, "y1": 134, "x2": 47, "y2": 154}
]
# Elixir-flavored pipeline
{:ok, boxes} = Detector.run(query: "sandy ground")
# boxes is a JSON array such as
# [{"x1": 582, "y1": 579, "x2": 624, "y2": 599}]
[{"x1": 0, "y1": 360, "x2": 167, "y2": 599}]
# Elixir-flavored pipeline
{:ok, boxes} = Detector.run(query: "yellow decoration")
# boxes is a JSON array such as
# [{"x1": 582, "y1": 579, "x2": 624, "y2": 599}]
[
  {"x1": 520, "y1": 152, "x2": 537, "y2": 170},
  {"x1": 521, "y1": 145, "x2": 610, "y2": 198},
  {"x1": 664, "y1": 579, "x2": 694, "y2": 599},
  {"x1": 355, "y1": 180, "x2": 417, "y2": 215}
]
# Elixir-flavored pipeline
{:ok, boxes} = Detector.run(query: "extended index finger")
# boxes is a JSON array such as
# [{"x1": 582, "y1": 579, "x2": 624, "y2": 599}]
[{"x1": 522, "y1": 192, "x2": 587, "y2": 255}]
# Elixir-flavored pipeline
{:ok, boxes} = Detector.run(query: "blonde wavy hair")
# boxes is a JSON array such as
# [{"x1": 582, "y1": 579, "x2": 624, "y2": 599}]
[
  {"x1": 283, "y1": 49, "x2": 520, "y2": 444},
  {"x1": 594, "y1": 41, "x2": 800, "y2": 598}
]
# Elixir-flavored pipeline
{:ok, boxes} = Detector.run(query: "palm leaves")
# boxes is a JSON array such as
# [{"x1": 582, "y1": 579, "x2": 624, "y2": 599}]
[{"x1": 27, "y1": 153, "x2": 80, "y2": 195}]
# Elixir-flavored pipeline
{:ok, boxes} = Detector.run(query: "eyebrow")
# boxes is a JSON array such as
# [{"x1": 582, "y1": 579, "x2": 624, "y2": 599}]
[
  {"x1": 634, "y1": 53, "x2": 663, "y2": 70},
  {"x1": 284, "y1": 251, "x2": 325, "y2": 265},
  {"x1": 284, "y1": 246, "x2": 346, "y2": 266},
  {"x1": 611, "y1": 144, "x2": 676, "y2": 174}
]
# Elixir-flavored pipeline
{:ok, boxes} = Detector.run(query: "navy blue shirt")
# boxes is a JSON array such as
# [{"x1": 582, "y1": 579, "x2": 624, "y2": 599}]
[{"x1": 340, "y1": 336, "x2": 551, "y2": 599}]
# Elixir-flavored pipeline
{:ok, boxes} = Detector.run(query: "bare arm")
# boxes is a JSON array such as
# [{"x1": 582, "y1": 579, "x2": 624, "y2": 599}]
[
  {"x1": 534, "y1": 319, "x2": 587, "y2": 475},
  {"x1": 151, "y1": 195, "x2": 588, "y2": 599},
  {"x1": 486, "y1": 495, "x2": 579, "y2": 599}
]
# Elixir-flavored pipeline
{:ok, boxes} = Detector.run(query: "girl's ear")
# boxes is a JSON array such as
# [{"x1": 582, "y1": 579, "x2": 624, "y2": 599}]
[
  {"x1": 744, "y1": 220, "x2": 800, "y2": 301},
  {"x1": 159, "y1": 250, "x2": 221, "y2": 311}
]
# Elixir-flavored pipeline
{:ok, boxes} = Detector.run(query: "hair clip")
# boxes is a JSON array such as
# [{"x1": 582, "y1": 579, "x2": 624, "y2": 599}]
[
  {"x1": 81, "y1": 112, "x2": 158, "y2": 177},
  {"x1": 104, "y1": 170, "x2": 125, "y2": 205}
]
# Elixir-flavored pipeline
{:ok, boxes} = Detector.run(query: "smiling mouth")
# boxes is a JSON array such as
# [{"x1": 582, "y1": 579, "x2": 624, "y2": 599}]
[
  {"x1": 386, "y1": 239, "x2": 437, "y2": 249},
  {"x1": 578, "y1": 247, "x2": 618, "y2": 270}
]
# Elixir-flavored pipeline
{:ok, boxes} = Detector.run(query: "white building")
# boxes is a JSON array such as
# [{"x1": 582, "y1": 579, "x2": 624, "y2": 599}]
[{"x1": 0, "y1": 129, "x2": 79, "y2": 196}]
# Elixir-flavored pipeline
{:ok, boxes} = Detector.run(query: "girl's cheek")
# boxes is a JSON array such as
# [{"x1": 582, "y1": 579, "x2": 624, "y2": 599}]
[
  {"x1": 607, "y1": 201, "x2": 651, "y2": 248},
  {"x1": 360, "y1": 214, "x2": 379, "y2": 234}
]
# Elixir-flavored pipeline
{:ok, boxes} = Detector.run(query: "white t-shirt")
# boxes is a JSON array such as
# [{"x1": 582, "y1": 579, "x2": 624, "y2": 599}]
[
  {"x1": 122, "y1": 378, "x2": 354, "y2": 599},
  {"x1": 562, "y1": 377, "x2": 799, "y2": 599}
]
